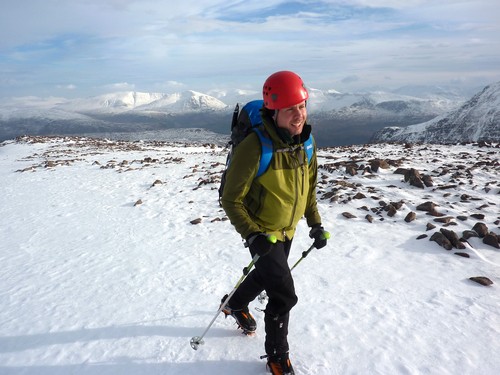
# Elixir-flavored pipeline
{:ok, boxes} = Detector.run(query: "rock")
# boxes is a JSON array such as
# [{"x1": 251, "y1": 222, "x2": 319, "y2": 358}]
[
  {"x1": 422, "y1": 174, "x2": 434, "y2": 187},
  {"x1": 394, "y1": 167, "x2": 408, "y2": 175},
  {"x1": 365, "y1": 214, "x2": 374, "y2": 223},
  {"x1": 430, "y1": 232, "x2": 453, "y2": 250},
  {"x1": 391, "y1": 201, "x2": 405, "y2": 210},
  {"x1": 426, "y1": 209, "x2": 446, "y2": 217},
  {"x1": 346, "y1": 165, "x2": 357, "y2": 176},
  {"x1": 457, "y1": 215, "x2": 468, "y2": 221},
  {"x1": 405, "y1": 212, "x2": 417, "y2": 222},
  {"x1": 190, "y1": 218, "x2": 202, "y2": 225},
  {"x1": 353, "y1": 192, "x2": 366, "y2": 199},
  {"x1": 151, "y1": 179, "x2": 163, "y2": 186},
  {"x1": 472, "y1": 222, "x2": 489, "y2": 238},
  {"x1": 370, "y1": 159, "x2": 390, "y2": 172},
  {"x1": 426, "y1": 223, "x2": 436, "y2": 231},
  {"x1": 417, "y1": 201, "x2": 438, "y2": 212},
  {"x1": 483, "y1": 233, "x2": 500, "y2": 249},
  {"x1": 416, "y1": 234, "x2": 428, "y2": 240},
  {"x1": 470, "y1": 213, "x2": 485, "y2": 220},
  {"x1": 454, "y1": 252, "x2": 470, "y2": 258},
  {"x1": 386, "y1": 205, "x2": 398, "y2": 217},
  {"x1": 434, "y1": 217, "x2": 454, "y2": 224},
  {"x1": 404, "y1": 168, "x2": 425, "y2": 189},
  {"x1": 440, "y1": 228, "x2": 466, "y2": 249},
  {"x1": 134, "y1": 199, "x2": 143, "y2": 206},
  {"x1": 469, "y1": 276, "x2": 493, "y2": 286},
  {"x1": 342, "y1": 212, "x2": 357, "y2": 219},
  {"x1": 461, "y1": 230, "x2": 479, "y2": 240}
]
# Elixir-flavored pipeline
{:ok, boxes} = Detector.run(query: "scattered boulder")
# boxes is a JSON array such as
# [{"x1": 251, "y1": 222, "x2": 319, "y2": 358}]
[
  {"x1": 430, "y1": 231, "x2": 453, "y2": 250},
  {"x1": 342, "y1": 212, "x2": 357, "y2": 219},
  {"x1": 461, "y1": 230, "x2": 479, "y2": 240},
  {"x1": 469, "y1": 276, "x2": 493, "y2": 286},
  {"x1": 345, "y1": 164, "x2": 357, "y2": 176},
  {"x1": 365, "y1": 214, "x2": 374, "y2": 223},
  {"x1": 151, "y1": 179, "x2": 163, "y2": 187},
  {"x1": 405, "y1": 212, "x2": 417, "y2": 223},
  {"x1": 370, "y1": 159, "x2": 390, "y2": 172},
  {"x1": 417, "y1": 201, "x2": 444, "y2": 216},
  {"x1": 417, "y1": 234, "x2": 428, "y2": 240},
  {"x1": 434, "y1": 217, "x2": 454, "y2": 224},
  {"x1": 404, "y1": 168, "x2": 425, "y2": 189},
  {"x1": 422, "y1": 174, "x2": 434, "y2": 187},
  {"x1": 426, "y1": 223, "x2": 436, "y2": 231},
  {"x1": 386, "y1": 204, "x2": 398, "y2": 217},
  {"x1": 472, "y1": 222, "x2": 489, "y2": 238},
  {"x1": 353, "y1": 192, "x2": 366, "y2": 199},
  {"x1": 440, "y1": 228, "x2": 466, "y2": 249},
  {"x1": 470, "y1": 213, "x2": 485, "y2": 220},
  {"x1": 134, "y1": 199, "x2": 143, "y2": 206},
  {"x1": 483, "y1": 233, "x2": 500, "y2": 249},
  {"x1": 454, "y1": 252, "x2": 470, "y2": 258},
  {"x1": 190, "y1": 218, "x2": 202, "y2": 225}
]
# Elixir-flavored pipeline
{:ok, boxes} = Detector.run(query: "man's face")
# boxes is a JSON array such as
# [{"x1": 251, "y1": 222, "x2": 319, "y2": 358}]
[{"x1": 275, "y1": 100, "x2": 307, "y2": 136}]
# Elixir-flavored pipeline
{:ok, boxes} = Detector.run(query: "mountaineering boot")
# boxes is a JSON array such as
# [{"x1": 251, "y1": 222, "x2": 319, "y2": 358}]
[
  {"x1": 220, "y1": 294, "x2": 257, "y2": 334},
  {"x1": 266, "y1": 352, "x2": 295, "y2": 375}
]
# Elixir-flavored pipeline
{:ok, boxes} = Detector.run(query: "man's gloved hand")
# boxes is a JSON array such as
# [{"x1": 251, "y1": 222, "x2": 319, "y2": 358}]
[
  {"x1": 309, "y1": 224, "x2": 329, "y2": 249},
  {"x1": 246, "y1": 233, "x2": 277, "y2": 257}
]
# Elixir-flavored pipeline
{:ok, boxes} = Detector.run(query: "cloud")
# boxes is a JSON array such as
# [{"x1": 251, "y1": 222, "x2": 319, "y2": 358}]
[
  {"x1": 341, "y1": 75, "x2": 360, "y2": 84},
  {"x1": 101, "y1": 82, "x2": 136, "y2": 92},
  {"x1": 56, "y1": 84, "x2": 77, "y2": 90},
  {"x1": 0, "y1": 0, "x2": 499, "y2": 98}
]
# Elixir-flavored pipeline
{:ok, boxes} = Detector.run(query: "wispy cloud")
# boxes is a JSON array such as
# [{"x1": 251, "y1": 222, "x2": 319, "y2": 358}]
[{"x1": 0, "y1": 0, "x2": 499, "y2": 98}]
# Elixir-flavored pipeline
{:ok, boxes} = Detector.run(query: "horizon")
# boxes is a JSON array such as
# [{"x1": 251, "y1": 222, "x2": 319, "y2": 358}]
[{"x1": 1, "y1": 1, "x2": 500, "y2": 100}]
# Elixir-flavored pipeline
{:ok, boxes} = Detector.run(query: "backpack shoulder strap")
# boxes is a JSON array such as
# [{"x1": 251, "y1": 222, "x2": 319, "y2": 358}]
[
  {"x1": 304, "y1": 134, "x2": 314, "y2": 164},
  {"x1": 253, "y1": 127, "x2": 273, "y2": 177}
]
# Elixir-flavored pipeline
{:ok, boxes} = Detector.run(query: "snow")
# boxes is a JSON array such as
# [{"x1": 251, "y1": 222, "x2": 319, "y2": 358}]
[{"x1": 0, "y1": 136, "x2": 499, "y2": 375}]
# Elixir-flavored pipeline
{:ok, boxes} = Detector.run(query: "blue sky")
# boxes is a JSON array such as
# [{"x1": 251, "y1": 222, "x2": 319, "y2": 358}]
[{"x1": 1, "y1": 0, "x2": 499, "y2": 99}]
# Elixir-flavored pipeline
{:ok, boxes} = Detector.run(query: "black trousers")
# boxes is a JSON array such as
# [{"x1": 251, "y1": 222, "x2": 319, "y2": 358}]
[{"x1": 228, "y1": 239, "x2": 298, "y2": 354}]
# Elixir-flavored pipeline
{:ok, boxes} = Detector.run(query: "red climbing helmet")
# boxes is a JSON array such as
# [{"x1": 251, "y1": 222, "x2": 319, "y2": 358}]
[{"x1": 262, "y1": 70, "x2": 309, "y2": 110}]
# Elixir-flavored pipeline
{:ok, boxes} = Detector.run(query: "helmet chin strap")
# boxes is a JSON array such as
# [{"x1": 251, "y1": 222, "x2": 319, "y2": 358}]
[{"x1": 272, "y1": 109, "x2": 279, "y2": 122}]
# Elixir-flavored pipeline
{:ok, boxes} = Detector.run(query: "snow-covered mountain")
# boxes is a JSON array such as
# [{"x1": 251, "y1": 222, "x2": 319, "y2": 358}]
[
  {"x1": 0, "y1": 86, "x2": 468, "y2": 145},
  {"x1": 53, "y1": 90, "x2": 228, "y2": 113},
  {"x1": 371, "y1": 82, "x2": 500, "y2": 143}
]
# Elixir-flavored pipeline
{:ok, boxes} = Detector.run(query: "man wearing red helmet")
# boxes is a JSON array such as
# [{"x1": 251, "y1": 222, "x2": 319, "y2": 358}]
[{"x1": 220, "y1": 71, "x2": 328, "y2": 375}]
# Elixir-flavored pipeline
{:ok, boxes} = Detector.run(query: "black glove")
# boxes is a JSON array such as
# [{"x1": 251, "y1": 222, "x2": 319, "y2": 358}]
[
  {"x1": 246, "y1": 233, "x2": 275, "y2": 257},
  {"x1": 309, "y1": 224, "x2": 329, "y2": 249}
]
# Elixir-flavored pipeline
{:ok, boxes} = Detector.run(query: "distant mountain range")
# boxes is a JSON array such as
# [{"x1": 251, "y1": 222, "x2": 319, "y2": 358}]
[
  {"x1": 0, "y1": 84, "x2": 487, "y2": 146},
  {"x1": 371, "y1": 82, "x2": 500, "y2": 144}
]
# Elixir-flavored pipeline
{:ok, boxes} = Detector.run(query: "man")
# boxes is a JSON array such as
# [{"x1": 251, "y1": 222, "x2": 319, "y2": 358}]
[{"x1": 220, "y1": 70, "x2": 328, "y2": 375}]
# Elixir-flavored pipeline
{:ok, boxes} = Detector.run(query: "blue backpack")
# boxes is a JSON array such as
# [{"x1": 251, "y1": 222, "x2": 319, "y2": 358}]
[{"x1": 218, "y1": 99, "x2": 314, "y2": 204}]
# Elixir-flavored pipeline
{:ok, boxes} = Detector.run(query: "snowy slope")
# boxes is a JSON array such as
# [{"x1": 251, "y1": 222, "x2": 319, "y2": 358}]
[
  {"x1": 372, "y1": 82, "x2": 500, "y2": 143},
  {"x1": 0, "y1": 136, "x2": 499, "y2": 375}
]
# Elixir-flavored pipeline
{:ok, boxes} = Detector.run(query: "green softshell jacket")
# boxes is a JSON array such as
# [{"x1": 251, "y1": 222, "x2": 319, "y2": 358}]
[{"x1": 220, "y1": 113, "x2": 322, "y2": 242}]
